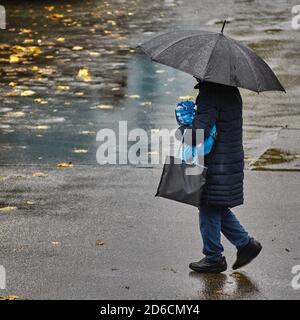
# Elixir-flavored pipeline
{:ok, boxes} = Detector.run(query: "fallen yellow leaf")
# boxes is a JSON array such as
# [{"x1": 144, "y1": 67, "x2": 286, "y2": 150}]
[
  {"x1": 77, "y1": 68, "x2": 91, "y2": 82},
  {"x1": 30, "y1": 47, "x2": 42, "y2": 56},
  {"x1": 0, "y1": 43, "x2": 9, "y2": 50},
  {"x1": 9, "y1": 54, "x2": 20, "y2": 63},
  {"x1": 0, "y1": 295, "x2": 19, "y2": 300},
  {"x1": 5, "y1": 111, "x2": 25, "y2": 118},
  {"x1": 33, "y1": 125, "x2": 49, "y2": 130},
  {"x1": 89, "y1": 51, "x2": 100, "y2": 57},
  {"x1": 215, "y1": 290, "x2": 224, "y2": 294},
  {"x1": 140, "y1": 101, "x2": 152, "y2": 107},
  {"x1": 128, "y1": 94, "x2": 140, "y2": 99},
  {"x1": 32, "y1": 172, "x2": 48, "y2": 177},
  {"x1": 72, "y1": 46, "x2": 83, "y2": 51},
  {"x1": 23, "y1": 39, "x2": 34, "y2": 44},
  {"x1": 49, "y1": 13, "x2": 64, "y2": 20},
  {"x1": 72, "y1": 148, "x2": 88, "y2": 153},
  {"x1": 37, "y1": 67, "x2": 55, "y2": 75},
  {"x1": 20, "y1": 28, "x2": 32, "y2": 34},
  {"x1": 75, "y1": 91, "x2": 85, "y2": 96},
  {"x1": 0, "y1": 206, "x2": 17, "y2": 212},
  {"x1": 57, "y1": 85, "x2": 70, "y2": 91},
  {"x1": 26, "y1": 200, "x2": 35, "y2": 205},
  {"x1": 179, "y1": 95, "x2": 194, "y2": 100},
  {"x1": 21, "y1": 90, "x2": 35, "y2": 96},
  {"x1": 107, "y1": 20, "x2": 116, "y2": 26},
  {"x1": 34, "y1": 98, "x2": 48, "y2": 105},
  {"x1": 81, "y1": 130, "x2": 96, "y2": 135},
  {"x1": 96, "y1": 104, "x2": 113, "y2": 110},
  {"x1": 44, "y1": 6, "x2": 55, "y2": 12},
  {"x1": 8, "y1": 82, "x2": 17, "y2": 87},
  {"x1": 56, "y1": 162, "x2": 73, "y2": 168},
  {"x1": 4, "y1": 90, "x2": 19, "y2": 96},
  {"x1": 31, "y1": 66, "x2": 39, "y2": 71},
  {"x1": 118, "y1": 44, "x2": 129, "y2": 49},
  {"x1": 96, "y1": 240, "x2": 105, "y2": 246},
  {"x1": 11, "y1": 45, "x2": 42, "y2": 57},
  {"x1": 56, "y1": 37, "x2": 65, "y2": 42}
]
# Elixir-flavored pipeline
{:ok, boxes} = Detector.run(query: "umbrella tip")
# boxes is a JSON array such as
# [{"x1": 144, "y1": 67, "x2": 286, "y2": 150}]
[{"x1": 221, "y1": 20, "x2": 226, "y2": 33}]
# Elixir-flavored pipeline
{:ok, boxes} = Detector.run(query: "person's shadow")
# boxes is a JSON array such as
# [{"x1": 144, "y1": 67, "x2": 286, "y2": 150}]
[{"x1": 189, "y1": 271, "x2": 260, "y2": 299}]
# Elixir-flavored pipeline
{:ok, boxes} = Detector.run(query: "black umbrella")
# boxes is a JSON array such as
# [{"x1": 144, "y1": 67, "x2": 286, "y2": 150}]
[{"x1": 138, "y1": 21, "x2": 285, "y2": 93}]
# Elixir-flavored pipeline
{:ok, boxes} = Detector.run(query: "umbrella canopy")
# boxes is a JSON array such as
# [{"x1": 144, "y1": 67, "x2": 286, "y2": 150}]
[{"x1": 138, "y1": 22, "x2": 285, "y2": 93}]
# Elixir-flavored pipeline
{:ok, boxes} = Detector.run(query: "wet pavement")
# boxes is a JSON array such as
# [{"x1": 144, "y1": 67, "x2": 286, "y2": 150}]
[
  {"x1": 0, "y1": 167, "x2": 300, "y2": 299},
  {"x1": 0, "y1": 0, "x2": 300, "y2": 299}
]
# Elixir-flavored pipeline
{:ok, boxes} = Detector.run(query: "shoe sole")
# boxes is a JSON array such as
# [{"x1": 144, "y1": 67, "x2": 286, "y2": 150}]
[
  {"x1": 189, "y1": 264, "x2": 227, "y2": 274},
  {"x1": 232, "y1": 244, "x2": 262, "y2": 270}
]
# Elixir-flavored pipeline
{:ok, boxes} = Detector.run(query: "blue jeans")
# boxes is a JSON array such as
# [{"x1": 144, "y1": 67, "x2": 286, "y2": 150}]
[{"x1": 199, "y1": 205, "x2": 250, "y2": 261}]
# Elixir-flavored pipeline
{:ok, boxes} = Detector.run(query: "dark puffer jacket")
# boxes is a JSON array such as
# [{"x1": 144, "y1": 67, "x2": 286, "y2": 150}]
[{"x1": 193, "y1": 81, "x2": 244, "y2": 208}]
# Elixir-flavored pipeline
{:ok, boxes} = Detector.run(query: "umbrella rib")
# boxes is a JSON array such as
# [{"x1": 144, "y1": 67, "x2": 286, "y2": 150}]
[
  {"x1": 224, "y1": 36, "x2": 233, "y2": 86},
  {"x1": 202, "y1": 34, "x2": 222, "y2": 81},
  {"x1": 232, "y1": 41, "x2": 260, "y2": 92}
]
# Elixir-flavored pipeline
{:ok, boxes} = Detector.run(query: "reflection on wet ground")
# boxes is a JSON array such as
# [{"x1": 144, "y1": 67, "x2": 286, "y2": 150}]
[
  {"x1": 0, "y1": 0, "x2": 299, "y2": 166},
  {"x1": 252, "y1": 147, "x2": 297, "y2": 169},
  {"x1": 189, "y1": 271, "x2": 261, "y2": 300}
]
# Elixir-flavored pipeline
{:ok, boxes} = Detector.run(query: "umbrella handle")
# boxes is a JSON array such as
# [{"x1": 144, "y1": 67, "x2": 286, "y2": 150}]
[{"x1": 221, "y1": 20, "x2": 226, "y2": 33}]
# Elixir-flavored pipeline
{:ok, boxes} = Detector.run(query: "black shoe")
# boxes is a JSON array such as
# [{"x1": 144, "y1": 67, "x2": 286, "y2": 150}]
[
  {"x1": 232, "y1": 238, "x2": 262, "y2": 270},
  {"x1": 189, "y1": 256, "x2": 227, "y2": 273}
]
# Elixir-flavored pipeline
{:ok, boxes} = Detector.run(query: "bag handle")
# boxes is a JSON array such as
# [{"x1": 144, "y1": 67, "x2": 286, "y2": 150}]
[{"x1": 176, "y1": 128, "x2": 202, "y2": 166}]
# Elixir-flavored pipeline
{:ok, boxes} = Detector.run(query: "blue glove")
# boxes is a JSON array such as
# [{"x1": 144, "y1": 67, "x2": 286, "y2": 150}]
[
  {"x1": 178, "y1": 124, "x2": 217, "y2": 161},
  {"x1": 179, "y1": 143, "x2": 203, "y2": 162},
  {"x1": 175, "y1": 101, "x2": 196, "y2": 126},
  {"x1": 204, "y1": 124, "x2": 217, "y2": 155}
]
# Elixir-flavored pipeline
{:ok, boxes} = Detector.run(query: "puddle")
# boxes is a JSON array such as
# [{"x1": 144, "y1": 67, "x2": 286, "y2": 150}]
[{"x1": 189, "y1": 271, "x2": 260, "y2": 299}]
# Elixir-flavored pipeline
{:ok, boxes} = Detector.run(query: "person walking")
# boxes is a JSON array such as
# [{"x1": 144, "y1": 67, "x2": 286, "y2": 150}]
[
  {"x1": 186, "y1": 80, "x2": 262, "y2": 273},
  {"x1": 139, "y1": 22, "x2": 285, "y2": 274}
]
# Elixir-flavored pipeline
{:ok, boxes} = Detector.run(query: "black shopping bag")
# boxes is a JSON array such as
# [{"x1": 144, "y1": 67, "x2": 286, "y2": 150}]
[{"x1": 155, "y1": 155, "x2": 207, "y2": 207}]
